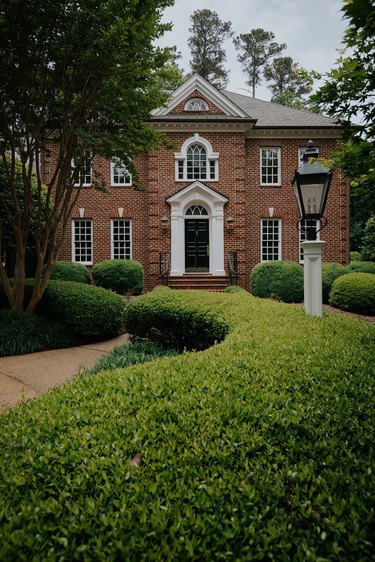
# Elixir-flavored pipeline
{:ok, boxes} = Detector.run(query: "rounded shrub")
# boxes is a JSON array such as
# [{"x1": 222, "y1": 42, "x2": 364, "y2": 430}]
[
  {"x1": 93, "y1": 259, "x2": 144, "y2": 295},
  {"x1": 48, "y1": 261, "x2": 91, "y2": 284},
  {"x1": 322, "y1": 263, "x2": 348, "y2": 303},
  {"x1": 250, "y1": 261, "x2": 304, "y2": 303},
  {"x1": 329, "y1": 272, "x2": 375, "y2": 315},
  {"x1": 42, "y1": 280, "x2": 128, "y2": 341},
  {"x1": 349, "y1": 251, "x2": 362, "y2": 262},
  {"x1": 347, "y1": 261, "x2": 375, "y2": 274},
  {"x1": 224, "y1": 285, "x2": 247, "y2": 294}
]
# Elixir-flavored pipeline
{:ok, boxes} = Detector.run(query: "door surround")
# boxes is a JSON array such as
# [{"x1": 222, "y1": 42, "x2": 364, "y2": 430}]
[{"x1": 166, "y1": 181, "x2": 228, "y2": 276}]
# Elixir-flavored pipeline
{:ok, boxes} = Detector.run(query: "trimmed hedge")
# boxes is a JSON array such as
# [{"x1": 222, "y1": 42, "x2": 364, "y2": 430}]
[
  {"x1": 347, "y1": 260, "x2": 375, "y2": 274},
  {"x1": 0, "y1": 292, "x2": 374, "y2": 560},
  {"x1": 93, "y1": 259, "x2": 144, "y2": 295},
  {"x1": 41, "y1": 280, "x2": 128, "y2": 341},
  {"x1": 349, "y1": 251, "x2": 362, "y2": 262},
  {"x1": 48, "y1": 261, "x2": 91, "y2": 284},
  {"x1": 224, "y1": 285, "x2": 248, "y2": 294},
  {"x1": 250, "y1": 260, "x2": 304, "y2": 303},
  {"x1": 329, "y1": 272, "x2": 375, "y2": 314},
  {"x1": 0, "y1": 309, "x2": 76, "y2": 356},
  {"x1": 124, "y1": 290, "x2": 229, "y2": 350},
  {"x1": 322, "y1": 263, "x2": 348, "y2": 303}
]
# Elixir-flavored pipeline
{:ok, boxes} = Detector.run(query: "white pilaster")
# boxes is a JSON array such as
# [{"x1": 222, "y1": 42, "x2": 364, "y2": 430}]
[{"x1": 301, "y1": 240, "x2": 326, "y2": 317}]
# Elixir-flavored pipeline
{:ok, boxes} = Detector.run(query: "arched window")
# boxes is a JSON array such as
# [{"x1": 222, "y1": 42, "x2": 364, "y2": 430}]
[
  {"x1": 175, "y1": 134, "x2": 219, "y2": 181},
  {"x1": 185, "y1": 98, "x2": 208, "y2": 111},
  {"x1": 186, "y1": 205, "x2": 208, "y2": 216}
]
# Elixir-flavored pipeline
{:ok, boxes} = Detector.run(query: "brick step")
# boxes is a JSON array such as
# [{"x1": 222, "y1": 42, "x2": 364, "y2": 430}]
[{"x1": 168, "y1": 275, "x2": 230, "y2": 291}]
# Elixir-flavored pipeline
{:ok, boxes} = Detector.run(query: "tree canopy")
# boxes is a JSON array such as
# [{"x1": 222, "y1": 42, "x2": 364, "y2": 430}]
[
  {"x1": 188, "y1": 9, "x2": 233, "y2": 88},
  {"x1": 234, "y1": 29, "x2": 285, "y2": 97},
  {"x1": 264, "y1": 57, "x2": 318, "y2": 109},
  {"x1": 0, "y1": 0, "x2": 173, "y2": 312}
]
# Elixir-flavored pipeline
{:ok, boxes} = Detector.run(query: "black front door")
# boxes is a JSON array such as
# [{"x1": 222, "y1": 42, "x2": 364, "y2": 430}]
[{"x1": 185, "y1": 219, "x2": 209, "y2": 271}]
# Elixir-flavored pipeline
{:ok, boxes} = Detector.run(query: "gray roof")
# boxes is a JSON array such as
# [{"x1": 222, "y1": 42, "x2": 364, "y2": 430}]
[{"x1": 223, "y1": 91, "x2": 339, "y2": 128}]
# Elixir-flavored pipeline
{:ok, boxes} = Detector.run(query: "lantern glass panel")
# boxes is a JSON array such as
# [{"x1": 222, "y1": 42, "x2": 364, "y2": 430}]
[{"x1": 300, "y1": 182, "x2": 324, "y2": 216}]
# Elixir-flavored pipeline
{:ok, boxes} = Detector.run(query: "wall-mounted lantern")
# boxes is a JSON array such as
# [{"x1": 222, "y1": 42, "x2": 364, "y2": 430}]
[{"x1": 226, "y1": 216, "x2": 234, "y2": 233}]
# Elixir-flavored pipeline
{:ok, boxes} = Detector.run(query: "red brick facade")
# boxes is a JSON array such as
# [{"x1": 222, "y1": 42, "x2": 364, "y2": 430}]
[{"x1": 43, "y1": 75, "x2": 349, "y2": 291}]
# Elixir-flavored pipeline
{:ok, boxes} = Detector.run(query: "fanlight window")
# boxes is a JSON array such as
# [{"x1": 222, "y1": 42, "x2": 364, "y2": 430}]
[
  {"x1": 186, "y1": 205, "x2": 208, "y2": 216},
  {"x1": 175, "y1": 134, "x2": 219, "y2": 181},
  {"x1": 185, "y1": 98, "x2": 208, "y2": 111},
  {"x1": 187, "y1": 144, "x2": 207, "y2": 180}
]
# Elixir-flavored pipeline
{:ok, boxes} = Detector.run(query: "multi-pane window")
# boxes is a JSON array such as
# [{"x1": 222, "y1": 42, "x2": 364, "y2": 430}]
[
  {"x1": 111, "y1": 219, "x2": 132, "y2": 260},
  {"x1": 187, "y1": 144, "x2": 207, "y2": 180},
  {"x1": 185, "y1": 98, "x2": 208, "y2": 111},
  {"x1": 299, "y1": 219, "x2": 319, "y2": 262},
  {"x1": 72, "y1": 219, "x2": 93, "y2": 264},
  {"x1": 261, "y1": 219, "x2": 281, "y2": 261},
  {"x1": 111, "y1": 158, "x2": 132, "y2": 186},
  {"x1": 73, "y1": 150, "x2": 92, "y2": 186},
  {"x1": 260, "y1": 148, "x2": 280, "y2": 185},
  {"x1": 175, "y1": 136, "x2": 218, "y2": 181}
]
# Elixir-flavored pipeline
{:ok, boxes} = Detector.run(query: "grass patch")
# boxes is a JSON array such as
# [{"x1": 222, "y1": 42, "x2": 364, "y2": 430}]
[
  {"x1": 88, "y1": 340, "x2": 179, "y2": 374},
  {"x1": 0, "y1": 291, "x2": 374, "y2": 560}
]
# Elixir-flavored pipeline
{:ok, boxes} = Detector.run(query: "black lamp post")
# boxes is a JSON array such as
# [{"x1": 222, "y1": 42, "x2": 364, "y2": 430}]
[
  {"x1": 292, "y1": 140, "x2": 333, "y2": 239},
  {"x1": 291, "y1": 140, "x2": 333, "y2": 317}
]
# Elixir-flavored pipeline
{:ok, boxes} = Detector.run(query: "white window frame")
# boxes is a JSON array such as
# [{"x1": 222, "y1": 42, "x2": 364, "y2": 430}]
[
  {"x1": 72, "y1": 150, "x2": 92, "y2": 187},
  {"x1": 110, "y1": 158, "x2": 132, "y2": 187},
  {"x1": 184, "y1": 98, "x2": 208, "y2": 111},
  {"x1": 110, "y1": 219, "x2": 132, "y2": 260},
  {"x1": 261, "y1": 219, "x2": 282, "y2": 261},
  {"x1": 175, "y1": 134, "x2": 219, "y2": 182},
  {"x1": 260, "y1": 148, "x2": 281, "y2": 186},
  {"x1": 299, "y1": 219, "x2": 320, "y2": 263},
  {"x1": 72, "y1": 219, "x2": 93, "y2": 265}
]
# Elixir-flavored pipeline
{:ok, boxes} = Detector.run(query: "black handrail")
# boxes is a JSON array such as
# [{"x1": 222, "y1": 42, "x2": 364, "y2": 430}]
[
  {"x1": 228, "y1": 252, "x2": 238, "y2": 285},
  {"x1": 159, "y1": 252, "x2": 170, "y2": 286}
]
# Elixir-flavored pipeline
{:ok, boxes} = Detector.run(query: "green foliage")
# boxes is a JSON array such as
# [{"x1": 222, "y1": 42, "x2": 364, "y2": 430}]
[
  {"x1": 48, "y1": 261, "x2": 91, "y2": 284},
  {"x1": 264, "y1": 57, "x2": 318, "y2": 109},
  {"x1": 322, "y1": 263, "x2": 348, "y2": 303},
  {"x1": 250, "y1": 260, "x2": 304, "y2": 303},
  {"x1": 0, "y1": 292, "x2": 374, "y2": 560},
  {"x1": 360, "y1": 215, "x2": 375, "y2": 261},
  {"x1": 329, "y1": 272, "x2": 375, "y2": 314},
  {"x1": 92, "y1": 259, "x2": 144, "y2": 295},
  {"x1": 124, "y1": 290, "x2": 230, "y2": 350},
  {"x1": 88, "y1": 340, "x2": 178, "y2": 375},
  {"x1": 224, "y1": 285, "x2": 248, "y2": 294},
  {"x1": 188, "y1": 9, "x2": 234, "y2": 88},
  {"x1": 42, "y1": 281, "x2": 127, "y2": 341},
  {"x1": 347, "y1": 261, "x2": 375, "y2": 274},
  {"x1": 349, "y1": 251, "x2": 362, "y2": 261},
  {"x1": 0, "y1": 310, "x2": 76, "y2": 356},
  {"x1": 234, "y1": 29, "x2": 286, "y2": 97}
]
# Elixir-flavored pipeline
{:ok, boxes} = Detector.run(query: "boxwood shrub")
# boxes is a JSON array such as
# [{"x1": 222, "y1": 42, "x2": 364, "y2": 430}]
[
  {"x1": 47, "y1": 261, "x2": 91, "y2": 284},
  {"x1": 349, "y1": 251, "x2": 362, "y2": 262},
  {"x1": 224, "y1": 285, "x2": 248, "y2": 294},
  {"x1": 322, "y1": 262, "x2": 348, "y2": 303},
  {"x1": 93, "y1": 259, "x2": 144, "y2": 295},
  {"x1": 329, "y1": 272, "x2": 375, "y2": 314},
  {"x1": 124, "y1": 290, "x2": 229, "y2": 350},
  {"x1": 42, "y1": 280, "x2": 128, "y2": 341},
  {"x1": 347, "y1": 260, "x2": 375, "y2": 274},
  {"x1": 250, "y1": 260, "x2": 304, "y2": 303}
]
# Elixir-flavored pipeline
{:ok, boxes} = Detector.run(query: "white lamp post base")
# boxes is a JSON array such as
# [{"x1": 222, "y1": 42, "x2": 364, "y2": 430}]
[{"x1": 301, "y1": 240, "x2": 326, "y2": 317}]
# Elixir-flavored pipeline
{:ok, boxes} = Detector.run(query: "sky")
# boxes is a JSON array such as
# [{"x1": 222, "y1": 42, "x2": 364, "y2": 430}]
[{"x1": 156, "y1": 0, "x2": 347, "y2": 100}]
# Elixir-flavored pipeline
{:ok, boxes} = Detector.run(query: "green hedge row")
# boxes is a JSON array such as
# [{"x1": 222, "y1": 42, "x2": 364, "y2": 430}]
[
  {"x1": 124, "y1": 290, "x2": 229, "y2": 350},
  {"x1": 0, "y1": 291, "x2": 373, "y2": 560}
]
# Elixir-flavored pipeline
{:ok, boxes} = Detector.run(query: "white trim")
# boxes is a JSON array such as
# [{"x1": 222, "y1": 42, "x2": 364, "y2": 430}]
[
  {"x1": 72, "y1": 219, "x2": 93, "y2": 265},
  {"x1": 110, "y1": 218, "x2": 132, "y2": 260},
  {"x1": 260, "y1": 147, "x2": 281, "y2": 186},
  {"x1": 184, "y1": 98, "x2": 208, "y2": 111},
  {"x1": 153, "y1": 74, "x2": 248, "y2": 118},
  {"x1": 167, "y1": 181, "x2": 228, "y2": 276},
  {"x1": 110, "y1": 158, "x2": 132, "y2": 187}
]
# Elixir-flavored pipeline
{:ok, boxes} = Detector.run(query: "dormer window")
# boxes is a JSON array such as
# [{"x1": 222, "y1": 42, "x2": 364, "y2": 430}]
[
  {"x1": 175, "y1": 134, "x2": 219, "y2": 181},
  {"x1": 185, "y1": 98, "x2": 208, "y2": 111}
]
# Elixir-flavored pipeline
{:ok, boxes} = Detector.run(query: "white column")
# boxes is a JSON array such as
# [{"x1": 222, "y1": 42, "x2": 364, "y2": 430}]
[
  {"x1": 169, "y1": 213, "x2": 184, "y2": 276},
  {"x1": 211, "y1": 206, "x2": 225, "y2": 275},
  {"x1": 301, "y1": 240, "x2": 326, "y2": 317}
]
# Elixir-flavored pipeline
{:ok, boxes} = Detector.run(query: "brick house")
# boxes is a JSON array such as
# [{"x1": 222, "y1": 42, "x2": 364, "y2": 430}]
[{"x1": 44, "y1": 74, "x2": 349, "y2": 291}]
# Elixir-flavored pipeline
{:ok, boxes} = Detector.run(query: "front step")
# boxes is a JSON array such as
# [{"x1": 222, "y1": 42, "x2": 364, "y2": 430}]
[{"x1": 167, "y1": 274, "x2": 230, "y2": 291}]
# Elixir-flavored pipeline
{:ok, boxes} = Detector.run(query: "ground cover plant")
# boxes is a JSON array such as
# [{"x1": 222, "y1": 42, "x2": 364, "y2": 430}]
[{"x1": 0, "y1": 291, "x2": 374, "y2": 560}]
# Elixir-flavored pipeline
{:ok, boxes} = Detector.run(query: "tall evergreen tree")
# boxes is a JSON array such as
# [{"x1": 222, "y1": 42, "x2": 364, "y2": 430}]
[
  {"x1": 234, "y1": 29, "x2": 285, "y2": 97},
  {"x1": 188, "y1": 9, "x2": 233, "y2": 88}
]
